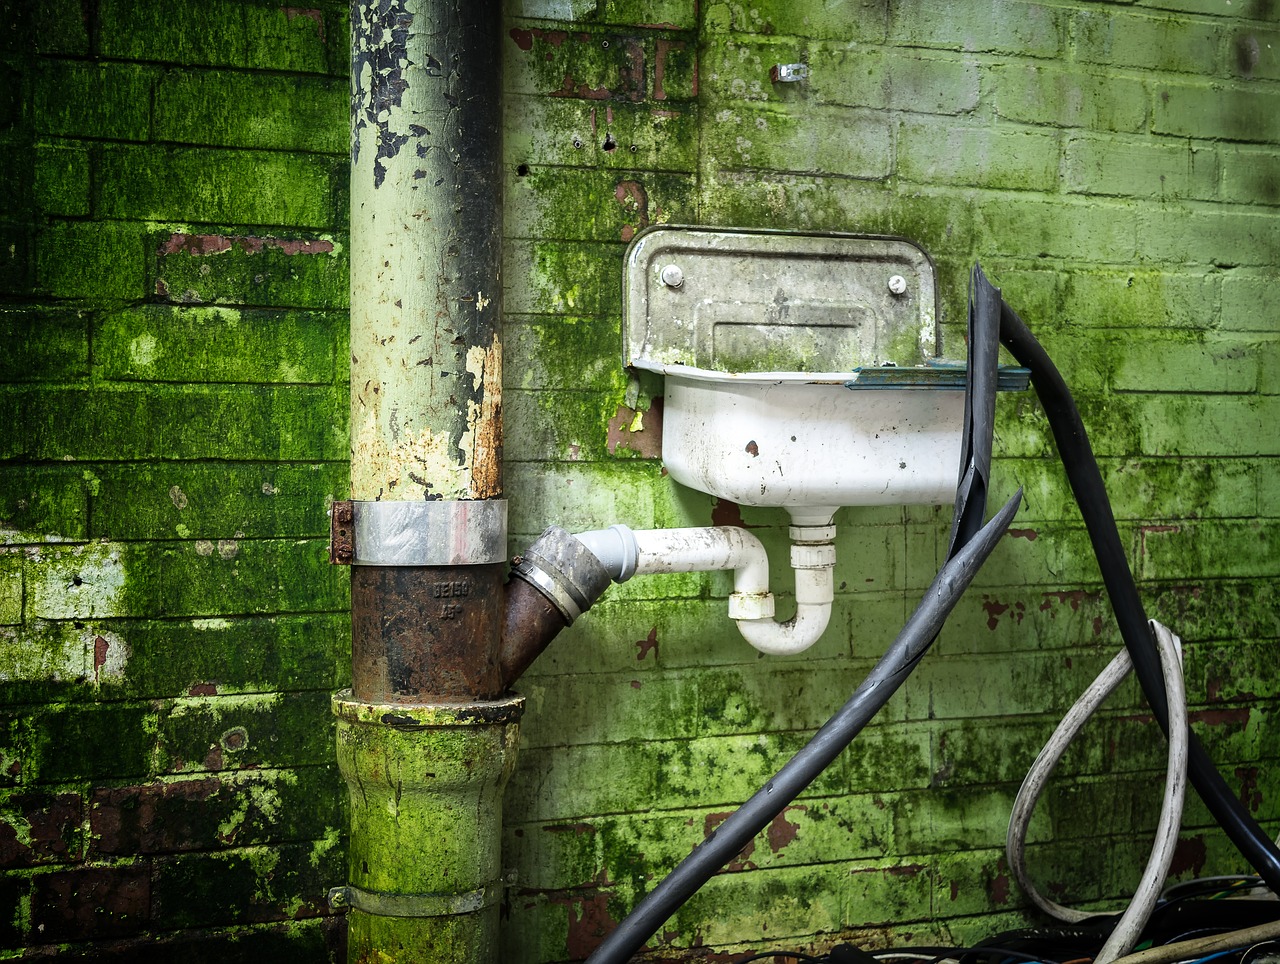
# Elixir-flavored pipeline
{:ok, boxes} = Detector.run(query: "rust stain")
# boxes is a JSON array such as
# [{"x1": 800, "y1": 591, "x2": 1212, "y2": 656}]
[
  {"x1": 981, "y1": 596, "x2": 1026, "y2": 630},
  {"x1": 1169, "y1": 834, "x2": 1208, "y2": 877},
  {"x1": 614, "y1": 179, "x2": 649, "y2": 243},
  {"x1": 547, "y1": 883, "x2": 616, "y2": 959},
  {"x1": 1192, "y1": 707, "x2": 1250, "y2": 727},
  {"x1": 887, "y1": 863, "x2": 925, "y2": 877},
  {"x1": 606, "y1": 398, "x2": 663, "y2": 458},
  {"x1": 711, "y1": 498, "x2": 745, "y2": 528},
  {"x1": 1039, "y1": 589, "x2": 1101, "y2": 612},
  {"x1": 93, "y1": 635, "x2": 109, "y2": 675},
  {"x1": 1236, "y1": 767, "x2": 1264, "y2": 812},
  {"x1": 653, "y1": 39, "x2": 685, "y2": 100},
  {"x1": 509, "y1": 27, "x2": 534, "y2": 50},
  {"x1": 629, "y1": 679, "x2": 642, "y2": 690},
  {"x1": 766, "y1": 806, "x2": 804, "y2": 854},
  {"x1": 158, "y1": 234, "x2": 335, "y2": 257},
  {"x1": 981, "y1": 597, "x2": 1009, "y2": 631},
  {"x1": 636, "y1": 627, "x2": 658, "y2": 661},
  {"x1": 1007, "y1": 528, "x2": 1039, "y2": 541},
  {"x1": 990, "y1": 871, "x2": 1010, "y2": 904},
  {"x1": 187, "y1": 682, "x2": 218, "y2": 696}
]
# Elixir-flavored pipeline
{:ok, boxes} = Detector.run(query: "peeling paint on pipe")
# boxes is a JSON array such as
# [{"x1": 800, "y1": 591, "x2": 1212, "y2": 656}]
[
  {"x1": 349, "y1": 0, "x2": 503, "y2": 503},
  {"x1": 340, "y1": 2, "x2": 511, "y2": 961}
]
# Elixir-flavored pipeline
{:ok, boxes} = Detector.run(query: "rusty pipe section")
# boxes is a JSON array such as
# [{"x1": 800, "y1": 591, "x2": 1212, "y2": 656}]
[
  {"x1": 348, "y1": 0, "x2": 505, "y2": 703},
  {"x1": 499, "y1": 526, "x2": 613, "y2": 689},
  {"x1": 337, "y1": 3, "x2": 513, "y2": 961},
  {"x1": 499, "y1": 521, "x2": 837, "y2": 687}
]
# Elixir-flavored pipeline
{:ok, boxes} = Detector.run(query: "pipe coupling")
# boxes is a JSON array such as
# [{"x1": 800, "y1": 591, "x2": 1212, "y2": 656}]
[
  {"x1": 512, "y1": 526, "x2": 614, "y2": 624},
  {"x1": 348, "y1": 499, "x2": 507, "y2": 566},
  {"x1": 728, "y1": 590, "x2": 776, "y2": 621},
  {"x1": 790, "y1": 542, "x2": 836, "y2": 569},
  {"x1": 789, "y1": 523, "x2": 837, "y2": 544}
]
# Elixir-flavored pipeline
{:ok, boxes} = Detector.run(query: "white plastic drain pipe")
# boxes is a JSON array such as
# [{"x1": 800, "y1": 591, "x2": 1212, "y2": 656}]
[{"x1": 574, "y1": 524, "x2": 836, "y2": 656}]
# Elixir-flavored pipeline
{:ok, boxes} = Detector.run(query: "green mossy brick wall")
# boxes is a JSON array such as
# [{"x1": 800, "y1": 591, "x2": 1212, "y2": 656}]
[
  {"x1": 0, "y1": 0, "x2": 350, "y2": 959},
  {"x1": 499, "y1": 0, "x2": 1280, "y2": 960},
  {"x1": 1, "y1": 0, "x2": 1277, "y2": 961}
]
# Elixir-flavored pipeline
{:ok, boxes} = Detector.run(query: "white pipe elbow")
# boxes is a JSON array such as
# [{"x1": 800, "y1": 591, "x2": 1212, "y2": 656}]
[
  {"x1": 571, "y1": 523, "x2": 837, "y2": 657},
  {"x1": 734, "y1": 555, "x2": 835, "y2": 655},
  {"x1": 735, "y1": 603, "x2": 833, "y2": 656}
]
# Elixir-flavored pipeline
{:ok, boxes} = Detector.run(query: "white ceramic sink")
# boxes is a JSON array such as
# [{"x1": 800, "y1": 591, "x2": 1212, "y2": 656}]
[{"x1": 624, "y1": 227, "x2": 968, "y2": 525}]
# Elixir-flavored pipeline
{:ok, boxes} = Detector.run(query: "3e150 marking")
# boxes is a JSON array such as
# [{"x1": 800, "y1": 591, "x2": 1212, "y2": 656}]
[{"x1": 432, "y1": 580, "x2": 471, "y2": 598}]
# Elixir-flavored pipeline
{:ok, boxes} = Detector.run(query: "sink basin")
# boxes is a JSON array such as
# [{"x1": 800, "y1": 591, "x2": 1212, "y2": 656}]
[
  {"x1": 624, "y1": 226, "x2": 972, "y2": 524},
  {"x1": 658, "y1": 367, "x2": 965, "y2": 525}
]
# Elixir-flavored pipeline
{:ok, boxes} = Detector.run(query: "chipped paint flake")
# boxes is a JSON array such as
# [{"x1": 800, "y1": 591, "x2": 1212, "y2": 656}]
[{"x1": 28, "y1": 543, "x2": 127, "y2": 620}]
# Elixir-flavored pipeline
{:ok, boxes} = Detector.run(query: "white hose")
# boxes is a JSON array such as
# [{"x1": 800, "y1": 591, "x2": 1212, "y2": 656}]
[{"x1": 1006, "y1": 620, "x2": 1189, "y2": 964}]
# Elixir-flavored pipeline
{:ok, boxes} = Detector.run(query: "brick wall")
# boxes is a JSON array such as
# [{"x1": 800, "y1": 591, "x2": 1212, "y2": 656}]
[
  {"x1": 1, "y1": 0, "x2": 350, "y2": 959},
  {"x1": 1, "y1": 0, "x2": 1278, "y2": 962},
  {"x1": 499, "y1": 0, "x2": 1280, "y2": 960}
]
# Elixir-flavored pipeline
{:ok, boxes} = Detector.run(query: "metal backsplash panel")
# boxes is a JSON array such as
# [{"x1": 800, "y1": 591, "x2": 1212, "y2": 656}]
[{"x1": 624, "y1": 227, "x2": 940, "y2": 376}]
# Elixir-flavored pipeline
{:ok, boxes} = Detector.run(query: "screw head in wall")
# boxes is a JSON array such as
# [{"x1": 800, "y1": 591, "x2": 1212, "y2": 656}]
[
  {"x1": 888, "y1": 275, "x2": 908, "y2": 296},
  {"x1": 660, "y1": 264, "x2": 684, "y2": 288}
]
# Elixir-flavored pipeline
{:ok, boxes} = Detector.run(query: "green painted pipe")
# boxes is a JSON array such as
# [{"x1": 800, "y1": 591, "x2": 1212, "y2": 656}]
[
  {"x1": 332, "y1": 694, "x2": 524, "y2": 963},
  {"x1": 341, "y1": 0, "x2": 514, "y2": 959}
]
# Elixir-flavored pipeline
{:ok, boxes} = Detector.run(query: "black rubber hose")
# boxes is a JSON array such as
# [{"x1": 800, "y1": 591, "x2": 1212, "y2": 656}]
[
  {"x1": 996, "y1": 293, "x2": 1280, "y2": 891},
  {"x1": 949, "y1": 264, "x2": 1003, "y2": 555},
  {"x1": 586, "y1": 264, "x2": 1009, "y2": 963},
  {"x1": 584, "y1": 488, "x2": 1024, "y2": 964}
]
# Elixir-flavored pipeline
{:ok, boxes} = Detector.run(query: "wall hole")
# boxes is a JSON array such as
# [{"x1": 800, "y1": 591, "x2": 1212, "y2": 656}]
[
  {"x1": 603, "y1": 133, "x2": 618, "y2": 152},
  {"x1": 516, "y1": 163, "x2": 530, "y2": 176}
]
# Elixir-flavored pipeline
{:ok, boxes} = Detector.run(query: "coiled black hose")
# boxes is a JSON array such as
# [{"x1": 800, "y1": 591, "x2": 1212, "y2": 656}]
[{"x1": 996, "y1": 294, "x2": 1280, "y2": 891}]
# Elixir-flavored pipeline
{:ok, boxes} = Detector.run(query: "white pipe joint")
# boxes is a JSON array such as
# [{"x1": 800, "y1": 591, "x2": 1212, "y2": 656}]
[
  {"x1": 734, "y1": 523, "x2": 837, "y2": 656},
  {"x1": 572, "y1": 523, "x2": 838, "y2": 657}
]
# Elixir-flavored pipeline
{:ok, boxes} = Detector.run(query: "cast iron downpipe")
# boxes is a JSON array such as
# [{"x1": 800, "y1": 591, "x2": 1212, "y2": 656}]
[{"x1": 331, "y1": 2, "x2": 530, "y2": 961}]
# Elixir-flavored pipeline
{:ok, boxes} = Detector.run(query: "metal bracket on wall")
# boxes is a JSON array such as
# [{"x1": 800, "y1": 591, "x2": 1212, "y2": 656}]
[
  {"x1": 328, "y1": 499, "x2": 508, "y2": 567},
  {"x1": 329, "y1": 500, "x2": 355, "y2": 565},
  {"x1": 770, "y1": 63, "x2": 809, "y2": 82}
]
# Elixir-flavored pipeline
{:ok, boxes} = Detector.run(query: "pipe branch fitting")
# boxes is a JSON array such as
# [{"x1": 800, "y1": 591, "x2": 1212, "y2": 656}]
[
  {"x1": 511, "y1": 526, "x2": 614, "y2": 625},
  {"x1": 567, "y1": 524, "x2": 838, "y2": 657}
]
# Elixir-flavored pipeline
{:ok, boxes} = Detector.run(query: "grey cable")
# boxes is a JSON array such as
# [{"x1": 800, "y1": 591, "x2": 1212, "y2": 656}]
[{"x1": 1005, "y1": 621, "x2": 1189, "y2": 964}]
